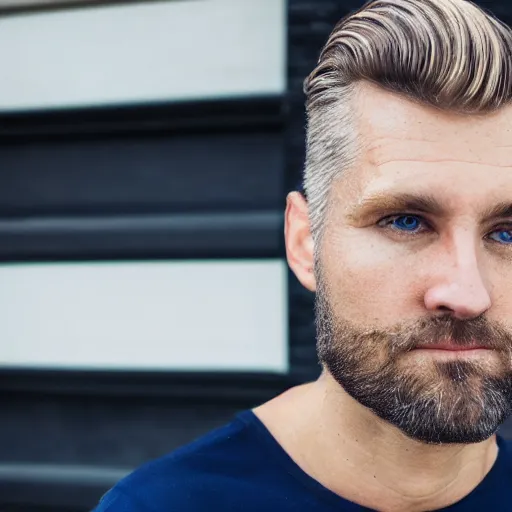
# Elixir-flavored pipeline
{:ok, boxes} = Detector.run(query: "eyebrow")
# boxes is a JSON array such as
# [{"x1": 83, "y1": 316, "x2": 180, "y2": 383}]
[
  {"x1": 481, "y1": 202, "x2": 512, "y2": 222},
  {"x1": 346, "y1": 193, "x2": 512, "y2": 223},
  {"x1": 346, "y1": 192, "x2": 446, "y2": 222}
]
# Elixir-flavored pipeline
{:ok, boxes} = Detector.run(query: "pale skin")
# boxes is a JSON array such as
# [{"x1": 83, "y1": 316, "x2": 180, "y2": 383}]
[{"x1": 254, "y1": 83, "x2": 512, "y2": 512}]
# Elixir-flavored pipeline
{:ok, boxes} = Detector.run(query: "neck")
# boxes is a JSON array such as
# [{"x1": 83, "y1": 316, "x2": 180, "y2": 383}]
[{"x1": 254, "y1": 373, "x2": 499, "y2": 512}]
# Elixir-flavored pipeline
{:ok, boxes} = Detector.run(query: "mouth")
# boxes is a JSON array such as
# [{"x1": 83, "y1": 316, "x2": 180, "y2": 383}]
[
  {"x1": 415, "y1": 343, "x2": 489, "y2": 352},
  {"x1": 410, "y1": 340, "x2": 495, "y2": 360}
]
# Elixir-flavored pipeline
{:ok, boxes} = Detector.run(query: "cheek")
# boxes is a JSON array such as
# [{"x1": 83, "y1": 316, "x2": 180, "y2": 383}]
[
  {"x1": 321, "y1": 230, "x2": 425, "y2": 325},
  {"x1": 486, "y1": 262, "x2": 512, "y2": 323}
]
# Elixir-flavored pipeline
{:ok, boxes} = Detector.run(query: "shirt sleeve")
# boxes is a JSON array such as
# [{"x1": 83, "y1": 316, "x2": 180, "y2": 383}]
[{"x1": 91, "y1": 486, "x2": 153, "y2": 512}]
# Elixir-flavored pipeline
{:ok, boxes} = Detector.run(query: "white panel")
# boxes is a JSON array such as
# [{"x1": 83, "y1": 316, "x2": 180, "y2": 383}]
[
  {"x1": 0, "y1": 260, "x2": 288, "y2": 372},
  {"x1": 0, "y1": 0, "x2": 286, "y2": 111}
]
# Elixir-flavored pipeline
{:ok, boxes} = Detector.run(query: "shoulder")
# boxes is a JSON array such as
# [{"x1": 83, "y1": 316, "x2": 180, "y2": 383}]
[{"x1": 92, "y1": 412, "x2": 263, "y2": 512}]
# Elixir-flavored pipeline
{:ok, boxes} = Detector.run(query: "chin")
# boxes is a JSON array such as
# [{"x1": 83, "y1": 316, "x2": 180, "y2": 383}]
[
  {"x1": 396, "y1": 411, "x2": 503, "y2": 445},
  {"x1": 329, "y1": 359, "x2": 512, "y2": 445},
  {"x1": 379, "y1": 375, "x2": 512, "y2": 444}
]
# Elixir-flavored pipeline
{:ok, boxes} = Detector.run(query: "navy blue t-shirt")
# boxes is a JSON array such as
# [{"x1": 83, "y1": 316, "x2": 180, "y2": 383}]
[{"x1": 93, "y1": 410, "x2": 512, "y2": 511}]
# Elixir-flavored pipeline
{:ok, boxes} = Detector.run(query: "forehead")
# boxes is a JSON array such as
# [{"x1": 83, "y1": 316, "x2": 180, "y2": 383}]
[
  {"x1": 338, "y1": 83, "x2": 512, "y2": 206},
  {"x1": 356, "y1": 83, "x2": 512, "y2": 163}
]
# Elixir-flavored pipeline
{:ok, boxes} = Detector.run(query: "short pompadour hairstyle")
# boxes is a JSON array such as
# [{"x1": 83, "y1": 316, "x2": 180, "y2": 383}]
[{"x1": 303, "y1": 0, "x2": 512, "y2": 240}]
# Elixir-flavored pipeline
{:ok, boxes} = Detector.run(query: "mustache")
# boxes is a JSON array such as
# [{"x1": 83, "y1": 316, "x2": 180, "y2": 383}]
[{"x1": 385, "y1": 315, "x2": 512, "y2": 354}]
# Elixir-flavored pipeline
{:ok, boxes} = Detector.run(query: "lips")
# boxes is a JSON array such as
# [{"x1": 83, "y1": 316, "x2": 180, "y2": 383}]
[{"x1": 414, "y1": 342, "x2": 489, "y2": 351}]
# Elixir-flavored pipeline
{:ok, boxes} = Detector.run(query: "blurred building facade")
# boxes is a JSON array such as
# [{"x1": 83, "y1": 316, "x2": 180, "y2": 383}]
[{"x1": 0, "y1": 0, "x2": 511, "y2": 510}]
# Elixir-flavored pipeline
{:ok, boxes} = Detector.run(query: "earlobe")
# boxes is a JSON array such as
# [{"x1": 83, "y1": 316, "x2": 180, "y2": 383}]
[{"x1": 284, "y1": 192, "x2": 317, "y2": 292}]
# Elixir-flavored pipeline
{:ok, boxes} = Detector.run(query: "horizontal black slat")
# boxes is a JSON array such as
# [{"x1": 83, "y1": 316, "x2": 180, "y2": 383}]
[
  {"x1": 0, "y1": 96, "x2": 285, "y2": 139},
  {"x1": 0, "y1": 463, "x2": 126, "y2": 510},
  {"x1": 0, "y1": 395, "x2": 276, "y2": 476},
  {"x1": 0, "y1": 131, "x2": 284, "y2": 217},
  {"x1": 0, "y1": 0, "x2": 138, "y2": 16},
  {"x1": 0, "y1": 211, "x2": 282, "y2": 261},
  {"x1": 0, "y1": 370, "x2": 296, "y2": 400}
]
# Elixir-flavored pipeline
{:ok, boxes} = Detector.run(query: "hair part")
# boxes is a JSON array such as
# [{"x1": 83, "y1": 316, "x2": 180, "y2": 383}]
[{"x1": 303, "y1": 0, "x2": 512, "y2": 242}]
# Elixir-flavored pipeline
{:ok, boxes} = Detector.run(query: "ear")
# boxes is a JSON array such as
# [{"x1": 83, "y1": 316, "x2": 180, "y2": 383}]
[{"x1": 285, "y1": 192, "x2": 316, "y2": 292}]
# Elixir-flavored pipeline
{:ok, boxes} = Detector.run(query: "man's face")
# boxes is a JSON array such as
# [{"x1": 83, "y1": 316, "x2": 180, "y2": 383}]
[{"x1": 287, "y1": 84, "x2": 512, "y2": 444}]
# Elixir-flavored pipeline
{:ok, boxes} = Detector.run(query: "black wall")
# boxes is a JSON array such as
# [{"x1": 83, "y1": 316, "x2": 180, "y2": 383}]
[{"x1": 0, "y1": 96, "x2": 291, "y2": 510}]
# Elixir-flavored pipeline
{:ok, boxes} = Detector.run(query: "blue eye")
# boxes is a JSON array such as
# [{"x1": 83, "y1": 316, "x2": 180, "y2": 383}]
[
  {"x1": 489, "y1": 229, "x2": 512, "y2": 244},
  {"x1": 390, "y1": 215, "x2": 423, "y2": 232}
]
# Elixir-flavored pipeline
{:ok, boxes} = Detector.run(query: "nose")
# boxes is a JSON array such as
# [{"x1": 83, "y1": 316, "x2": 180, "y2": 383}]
[{"x1": 423, "y1": 238, "x2": 492, "y2": 320}]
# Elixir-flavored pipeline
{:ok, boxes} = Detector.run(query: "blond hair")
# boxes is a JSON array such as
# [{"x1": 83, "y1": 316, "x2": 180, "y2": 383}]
[{"x1": 303, "y1": 0, "x2": 512, "y2": 239}]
